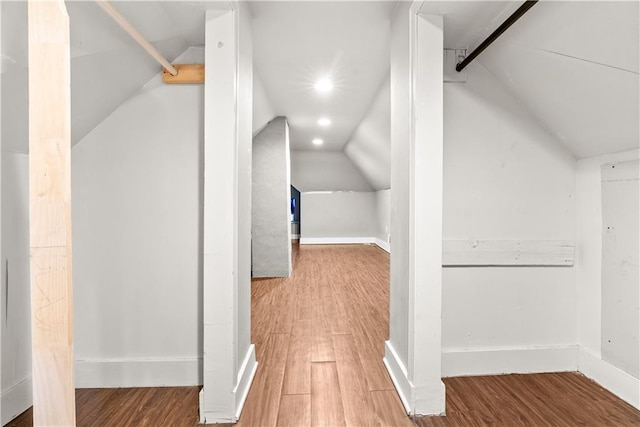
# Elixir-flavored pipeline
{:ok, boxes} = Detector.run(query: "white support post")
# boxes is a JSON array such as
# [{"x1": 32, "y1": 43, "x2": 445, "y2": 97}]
[
  {"x1": 384, "y1": 1, "x2": 446, "y2": 416},
  {"x1": 201, "y1": 4, "x2": 256, "y2": 424}
]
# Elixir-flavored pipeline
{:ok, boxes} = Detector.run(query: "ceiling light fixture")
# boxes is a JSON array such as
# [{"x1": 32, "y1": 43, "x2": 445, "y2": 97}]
[
  {"x1": 312, "y1": 138, "x2": 324, "y2": 146},
  {"x1": 314, "y1": 78, "x2": 333, "y2": 93},
  {"x1": 318, "y1": 118, "x2": 331, "y2": 126}
]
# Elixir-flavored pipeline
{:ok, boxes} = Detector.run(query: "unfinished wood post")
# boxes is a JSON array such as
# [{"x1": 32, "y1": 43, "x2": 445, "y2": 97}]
[{"x1": 28, "y1": 1, "x2": 76, "y2": 425}]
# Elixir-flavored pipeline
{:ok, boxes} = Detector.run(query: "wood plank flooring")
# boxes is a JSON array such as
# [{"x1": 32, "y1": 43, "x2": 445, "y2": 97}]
[{"x1": 6, "y1": 244, "x2": 640, "y2": 426}]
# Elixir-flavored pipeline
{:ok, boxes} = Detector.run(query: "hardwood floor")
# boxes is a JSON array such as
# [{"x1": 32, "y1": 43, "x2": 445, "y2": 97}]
[{"x1": 6, "y1": 244, "x2": 640, "y2": 426}]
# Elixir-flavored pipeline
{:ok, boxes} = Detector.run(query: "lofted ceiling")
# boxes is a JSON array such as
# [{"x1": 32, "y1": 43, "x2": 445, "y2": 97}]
[
  {"x1": 1, "y1": 1, "x2": 224, "y2": 153},
  {"x1": 2, "y1": 0, "x2": 637, "y2": 166},
  {"x1": 250, "y1": 1, "x2": 396, "y2": 151},
  {"x1": 476, "y1": 1, "x2": 639, "y2": 159}
]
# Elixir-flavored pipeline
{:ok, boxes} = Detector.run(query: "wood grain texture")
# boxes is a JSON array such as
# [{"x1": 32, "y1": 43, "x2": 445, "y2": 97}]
[
  {"x1": 9, "y1": 372, "x2": 640, "y2": 426},
  {"x1": 443, "y1": 240, "x2": 575, "y2": 266},
  {"x1": 162, "y1": 64, "x2": 205, "y2": 84},
  {"x1": 27, "y1": 1, "x2": 76, "y2": 425},
  {"x1": 311, "y1": 363, "x2": 346, "y2": 427},
  {"x1": 276, "y1": 394, "x2": 311, "y2": 427},
  {"x1": 8, "y1": 245, "x2": 640, "y2": 426}
]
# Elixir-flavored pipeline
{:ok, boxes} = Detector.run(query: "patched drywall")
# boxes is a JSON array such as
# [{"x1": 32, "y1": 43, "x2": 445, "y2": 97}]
[
  {"x1": 252, "y1": 117, "x2": 292, "y2": 277},
  {"x1": 601, "y1": 160, "x2": 639, "y2": 378},
  {"x1": 576, "y1": 149, "x2": 640, "y2": 407}
]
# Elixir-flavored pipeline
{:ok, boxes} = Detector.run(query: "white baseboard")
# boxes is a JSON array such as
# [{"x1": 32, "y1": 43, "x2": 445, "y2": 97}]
[
  {"x1": 1, "y1": 376, "x2": 32, "y2": 426},
  {"x1": 442, "y1": 345, "x2": 579, "y2": 377},
  {"x1": 578, "y1": 348, "x2": 640, "y2": 409},
  {"x1": 292, "y1": 234, "x2": 300, "y2": 240},
  {"x1": 234, "y1": 344, "x2": 258, "y2": 419},
  {"x1": 375, "y1": 238, "x2": 390, "y2": 253},
  {"x1": 299, "y1": 237, "x2": 376, "y2": 245},
  {"x1": 200, "y1": 345, "x2": 258, "y2": 423},
  {"x1": 75, "y1": 357, "x2": 201, "y2": 388},
  {"x1": 383, "y1": 341, "x2": 446, "y2": 416}
]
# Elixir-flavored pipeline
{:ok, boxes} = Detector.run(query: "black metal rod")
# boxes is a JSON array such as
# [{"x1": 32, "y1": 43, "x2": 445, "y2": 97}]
[{"x1": 456, "y1": 0, "x2": 538, "y2": 72}]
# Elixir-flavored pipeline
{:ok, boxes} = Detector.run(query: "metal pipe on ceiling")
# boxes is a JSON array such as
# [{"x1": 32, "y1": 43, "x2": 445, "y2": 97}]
[
  {"x1": 95, "y1": 0, "x2": 178, "y2": 76},
  {"x1": 456, "y1": 0, "x2": 538, "y2": 72}
]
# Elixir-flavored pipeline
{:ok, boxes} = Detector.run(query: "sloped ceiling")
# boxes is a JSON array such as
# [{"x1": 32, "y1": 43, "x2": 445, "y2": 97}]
[
  {"x1": 475, "y1": 1, "x2": 639, "y2": 159},
  {"x1": 343, "y1": 76, "x2": 390, "y2": 191},
  {"x1": 3, "y1": 0, "x2": 635, "y2": 165},
  {"x1": 250, "y1": 1, "x2": 396, "y2": 151},
  {"x1": 291, "y1": 150, "x2": 373, "y2": 192},
  {"x1": 1, "y1": 1, "x2": 227, "y2": 154}
]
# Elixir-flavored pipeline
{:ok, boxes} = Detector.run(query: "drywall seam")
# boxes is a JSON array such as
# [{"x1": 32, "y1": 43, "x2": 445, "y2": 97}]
[
  {"x1": 579, "y1": 347, "x2": 640, "y2": 409},
  {"x1": 0, "y1": 376, "x2": 32, "y2": 426},
  {"x1": 442, "y1": 345, "x2": 578, "y2": 377},
  {"x1": 74, "y1": 358, "x2": 201, "y2": 388}
]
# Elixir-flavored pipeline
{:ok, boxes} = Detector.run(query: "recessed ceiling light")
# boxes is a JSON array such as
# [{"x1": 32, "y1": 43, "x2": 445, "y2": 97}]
[
  {"x1": 312, "y1": 138, "x2": 324, "y2": 146},
  {"x1": 318, "y1": 118, "x2": 331, "y2": 126},
  {"x1": 314, "y1": 78, "x2": 333, "y2": 93}
]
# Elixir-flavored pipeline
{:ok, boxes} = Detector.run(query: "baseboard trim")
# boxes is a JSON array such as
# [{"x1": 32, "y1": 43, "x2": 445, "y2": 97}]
[
  {"x1": 578, "y1": 348, "x2": 640, "y2": 409},
  {"x1": 383, "y1": 341, "x2": 446, "y2": 416},
  {"x1": 375, "y1": 238, "x2": 391, "y2": 253},
  {"x1": 383, "y1": 341, "x2": 412, "y2": 413},
  {"x1": 75, "y1": 357, "x2": 202, "y2": 388},
  {"x1": 442, "y1": 345, "x2": 579, "y2": 377},
  {"x1": 1, "y1": 376, "x2": 32, "y2": 426},
  {"x1": 300, "y1": 237, "x2": 376, "y2": 245},
  {"x1": 234, "y1": 344, "x2": 258, "y2": 419}
]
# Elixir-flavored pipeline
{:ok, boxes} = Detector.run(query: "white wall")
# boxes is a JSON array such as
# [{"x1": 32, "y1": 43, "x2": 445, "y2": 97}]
[
  {"x1": 252, "y1": 117, "x2": 292, "y2": 277},
  {"x1": 300, "y1": 192, "x2": 378, "y2": 242},
  {"x1": 253, "y1": 67, "x2": 276, "y2": 135},
  {"x1": 291, "y1": 150, "x2": 372, "y2": 192},
  {"x1": 72, "y1": 66, "x2": 203, "y2": 387},
  {"x1": 343, "y1": 76, "x2": 390, "y2": 191},
  {"x1": 441, "y1": 61, "x2": 577, "y2": 367},
  {"x1": 375, "y1": 189, "x2": 391, "y2": 249},
  {"x1": 576, "y1": 149, "x2": 639, "y2": 408},
  {"x1": 388, "y1": 0, "x2": 411, "y2": 378},
  {"x1": 1, "y1": 153, "x2": 32, "y2": 425}
]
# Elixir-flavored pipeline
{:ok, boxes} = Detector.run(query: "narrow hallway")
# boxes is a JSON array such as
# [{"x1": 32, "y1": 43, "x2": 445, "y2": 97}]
[{"x1": 241, "y1": 244, "x2": 410, "y2": 426}]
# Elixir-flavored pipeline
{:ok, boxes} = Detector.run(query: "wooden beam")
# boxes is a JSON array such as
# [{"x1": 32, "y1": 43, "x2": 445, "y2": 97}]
[
  {"x1": 443, "y1": 240, "x2": 575, "y2": 266},
  {"x1": 28, "y1": 1, "x2": 76, "y2": 425},
  {"x1": 162, "y1": 64, "x2": 205, "y2": 84},
  {"x1": 96, "y1": 0, "x2": 178, "y2": 76}
]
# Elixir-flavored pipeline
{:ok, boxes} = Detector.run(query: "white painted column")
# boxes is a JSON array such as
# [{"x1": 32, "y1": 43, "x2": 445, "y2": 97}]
[
  {"x1": 201, "y1": 4, "x2": 256, "y2": 423},
  {"x1": 384, "y1": 2, "x2": 445, "y2": 416}
]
